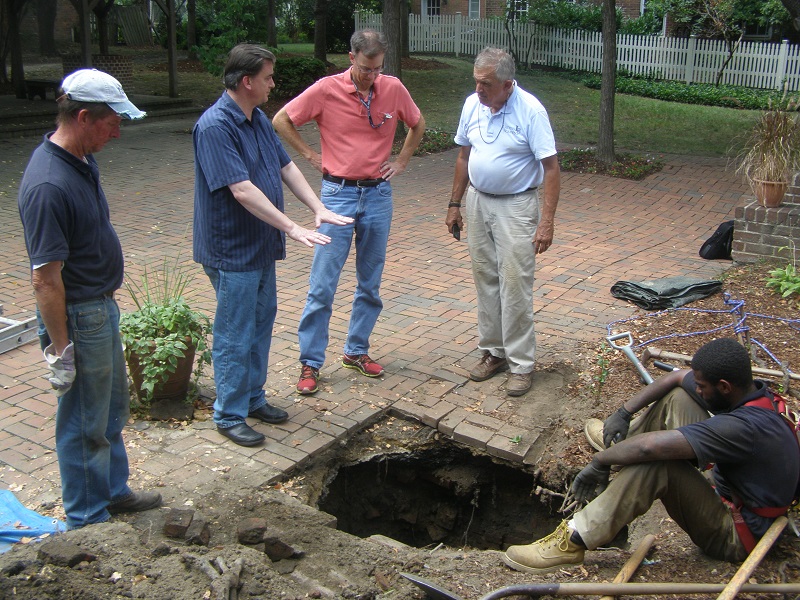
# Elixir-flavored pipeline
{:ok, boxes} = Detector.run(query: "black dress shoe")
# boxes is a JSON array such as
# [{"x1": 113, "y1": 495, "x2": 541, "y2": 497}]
[
  {"x1": 108, "y1": 490, "x2": 162, "y2": 514},
  {"x1": 249, "y1": 403, "x2": 289, "y2": 424},
  {"x1": 217, "y1": 423, "x2": 266, "y2": 446}
]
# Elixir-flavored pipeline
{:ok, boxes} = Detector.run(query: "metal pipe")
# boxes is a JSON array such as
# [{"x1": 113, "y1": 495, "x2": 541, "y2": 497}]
[
  {"x1": 480, "y1": 582, "x2": 800, "y2": 600},
  {"x1": 643, "y1": 347, "x2": 800, "y2": 382}
]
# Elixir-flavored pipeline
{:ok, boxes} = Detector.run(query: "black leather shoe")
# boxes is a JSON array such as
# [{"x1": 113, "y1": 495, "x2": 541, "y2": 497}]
[
  {"x1": 108, "y1": 490, "x2": 162, "y2": 514},
  {"x1": 217, "y1": 423, "x2": 266, "y2": 446},
  {"x1": 249, "y1": 403, "x2": 289, "y2": 424}
]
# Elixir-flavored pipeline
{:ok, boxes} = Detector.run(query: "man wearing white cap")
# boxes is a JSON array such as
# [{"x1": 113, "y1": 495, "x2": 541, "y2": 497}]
[{"x1": 17, "y1": 69, "x2": 161, "y2": 529}]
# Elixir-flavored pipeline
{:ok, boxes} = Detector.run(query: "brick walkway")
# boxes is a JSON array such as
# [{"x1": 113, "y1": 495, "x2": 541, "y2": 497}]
[{"x1": 0, "y1": 115, "x2": 748, "y2": 515}]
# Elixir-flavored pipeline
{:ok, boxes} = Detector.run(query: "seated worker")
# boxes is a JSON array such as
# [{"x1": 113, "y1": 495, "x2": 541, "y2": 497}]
[{"x1": 503, "y1": 338, "x2": 800, "y2": 573}]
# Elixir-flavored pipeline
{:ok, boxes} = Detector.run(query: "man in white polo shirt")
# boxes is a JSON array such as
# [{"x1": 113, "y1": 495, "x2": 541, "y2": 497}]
[{"x1": 446, "y1": 47, "x2": 561, "y2": 397}]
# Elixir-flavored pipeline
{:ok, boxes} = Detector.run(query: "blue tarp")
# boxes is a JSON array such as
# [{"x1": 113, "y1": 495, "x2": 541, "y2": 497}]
[{"x1": 0, "y1": 490, "x2": 65, "y2": 553}]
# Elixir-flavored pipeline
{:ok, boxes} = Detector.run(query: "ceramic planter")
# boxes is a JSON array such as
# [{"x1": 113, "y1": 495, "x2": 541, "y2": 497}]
[{"x1": 751, "y1": 179, "x2": 788, "y2": 208}]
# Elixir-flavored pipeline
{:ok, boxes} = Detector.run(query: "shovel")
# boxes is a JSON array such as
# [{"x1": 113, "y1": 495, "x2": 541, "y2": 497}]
[
  {"x1": 606, "y1": 332, "x2": 653, "y2": 385},
  {"x1": 400, "y1": 573, "x2": 800, "y2": 600},
  {"x1": 402, "y1": 516, "x2": 792, "y2": 599}
]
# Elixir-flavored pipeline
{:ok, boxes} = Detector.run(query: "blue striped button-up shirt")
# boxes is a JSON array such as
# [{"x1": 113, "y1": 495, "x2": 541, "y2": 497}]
[{"x1": 193, "y1": 92, "x2": 291, "y2": 270}]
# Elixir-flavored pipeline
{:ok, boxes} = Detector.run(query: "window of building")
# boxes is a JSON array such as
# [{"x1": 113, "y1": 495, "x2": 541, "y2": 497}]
[
  {"x1": 425, "y1": 0, "x2": 441, "y2": 16},
  {"x1": 469, "y1": 0, "x2": 480, "y2": 19},
  {"x1": 506, "y1": 0, "x2": 528, "y2": 20}
]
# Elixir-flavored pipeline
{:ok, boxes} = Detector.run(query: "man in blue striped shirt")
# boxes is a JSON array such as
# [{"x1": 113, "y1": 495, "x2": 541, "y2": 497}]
[{"x1": 193, "y1": 44, "x2": 352, "y2": 447}]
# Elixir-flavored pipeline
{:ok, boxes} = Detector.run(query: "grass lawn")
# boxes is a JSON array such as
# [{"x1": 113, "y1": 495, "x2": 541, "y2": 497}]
[
  {"x1": 106, "y1": 46, "x2": 759, "y2": 160},
  {"x1": 400, "y1": 55, "x2": 757, "y2": 157}
]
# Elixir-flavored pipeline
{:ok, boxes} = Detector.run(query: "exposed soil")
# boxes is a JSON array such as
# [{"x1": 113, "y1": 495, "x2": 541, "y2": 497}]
[{"x1": 1, "y1": 267, "x2": 799, "y2": 598}]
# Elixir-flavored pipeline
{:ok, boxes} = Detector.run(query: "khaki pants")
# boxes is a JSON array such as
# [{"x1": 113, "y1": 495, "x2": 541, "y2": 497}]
[{"x1": 573, "y1": 388, "x2": 747, "y2": 562}]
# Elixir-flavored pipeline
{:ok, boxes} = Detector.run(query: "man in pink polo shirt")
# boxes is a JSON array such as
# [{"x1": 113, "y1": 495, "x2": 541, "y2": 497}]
[{"x1": 273, "y1": 29, "x2": 425, "y2": 395}]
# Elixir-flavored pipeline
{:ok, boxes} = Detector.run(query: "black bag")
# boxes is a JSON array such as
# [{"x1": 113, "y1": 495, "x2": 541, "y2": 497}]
[{"x1": 699, "y1": 220, "x2": 734, "y2": 260}]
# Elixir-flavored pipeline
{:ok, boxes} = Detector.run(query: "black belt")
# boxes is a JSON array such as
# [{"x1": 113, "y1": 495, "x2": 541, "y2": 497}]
[
  {"x1": 323, "y1": 174, "x2": 385, "y2": 188},
  {"x1": 470, "y1": 183, "x2": 538, "y2": 197}
]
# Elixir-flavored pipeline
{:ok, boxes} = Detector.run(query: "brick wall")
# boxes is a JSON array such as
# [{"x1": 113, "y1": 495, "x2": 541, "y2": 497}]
[
  {"x1": 62, "y1": 55, "x2": 134, "y2": 88},
  {"x1": 732, "y1": 172, "x2": 800, "y2": 264},
  {"x1": 19, "y1": 0, "x2": 79, "y2": 53}
]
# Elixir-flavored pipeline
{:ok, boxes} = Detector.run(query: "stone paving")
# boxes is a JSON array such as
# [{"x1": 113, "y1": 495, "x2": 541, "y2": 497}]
[{"x1": 0, "y1": 114, "x2": 749, "y2": 516}]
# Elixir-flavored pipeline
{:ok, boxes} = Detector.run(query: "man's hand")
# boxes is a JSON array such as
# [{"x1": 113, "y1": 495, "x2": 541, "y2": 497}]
[
  {"x1": 533, "y1": 220, "x2": 554, "y2": 254},
  {"x1": 43, "y1": 341, "x2": 75, "y2": 397},
  {"x1": 379, "y1": 159, "x2": 407, "y2": 181},
  {"x1": 313, "y1": 208, "x2": 353, "y2": 229},
  {"x1": 603, "y1": 406, "x2": 633, "y2": 448},
  {"x1": 286, "y1": 225, "x2": 332, "y2": 248},
  {"x1": 445, "y1": 206, "x2": 464, "y2": 237},
  {"x1": 570, "y1": 459, "x2": 611, "y2": 504}
]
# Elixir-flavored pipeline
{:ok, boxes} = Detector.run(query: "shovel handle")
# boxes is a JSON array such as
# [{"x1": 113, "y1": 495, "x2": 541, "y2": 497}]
[
  {"x1": 716, "y1": 515, "x2": 788, "y2": 600},
  {"x1": 600, "y1": 534, "x2": 656, "y2": 599}
]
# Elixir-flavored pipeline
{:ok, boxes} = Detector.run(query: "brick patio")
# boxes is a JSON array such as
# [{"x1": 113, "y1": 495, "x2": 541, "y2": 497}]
[{"x1": 0, "y1": 114, "x2": 749, "y2": 515}]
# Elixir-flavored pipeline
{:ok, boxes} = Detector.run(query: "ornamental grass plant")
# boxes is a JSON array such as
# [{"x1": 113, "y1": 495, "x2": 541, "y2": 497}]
[
  {"x1": 734, "y1": 95, "x2": 800, "y2": 186},
  {"x1": 119, "y1": 255, "x2": 212, "y2": 403}
]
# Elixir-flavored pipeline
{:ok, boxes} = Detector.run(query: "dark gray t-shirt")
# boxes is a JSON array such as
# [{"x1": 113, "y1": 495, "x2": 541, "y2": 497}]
[
  {"x1": 18, "y1": 135, "x2": 124, "y2": 302},
  {"x1": 679, "y1": 383, "x2": 799, "y2": 538}
]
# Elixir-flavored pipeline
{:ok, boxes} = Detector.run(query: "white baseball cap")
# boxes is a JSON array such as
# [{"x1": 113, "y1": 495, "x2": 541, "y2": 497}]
[{"x1": 61, "y1": 68, "x2": 146, "y2": 120}]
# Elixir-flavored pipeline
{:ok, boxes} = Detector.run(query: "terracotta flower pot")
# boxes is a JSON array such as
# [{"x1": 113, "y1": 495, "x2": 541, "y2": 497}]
[
  {"x1": 751, "y1": 179, "x2": 787, "y2": 208},
  {"x1": 127, "y1": 337, "x2": 195, "y2": 405}
]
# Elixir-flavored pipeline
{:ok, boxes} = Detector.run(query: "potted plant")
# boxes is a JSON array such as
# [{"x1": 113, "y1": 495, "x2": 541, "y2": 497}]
[
  {"x1": 119, "y1": 257, "x2": 212, "y2": 420},
  {"x1": 735, "y1": 95, "x2": 800, "y2": 208}
]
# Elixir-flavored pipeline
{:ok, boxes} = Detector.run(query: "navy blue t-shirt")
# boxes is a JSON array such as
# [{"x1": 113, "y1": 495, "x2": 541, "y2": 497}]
[
  {"x1": 17, "y1": 136, "x2": 124, "y2": 302},
  {"x1": 193, "y1": 92, "x2": 291, "y2": 271},
  {"x1": 679, "y1": 383, "x2": 800, "y2": 538}
]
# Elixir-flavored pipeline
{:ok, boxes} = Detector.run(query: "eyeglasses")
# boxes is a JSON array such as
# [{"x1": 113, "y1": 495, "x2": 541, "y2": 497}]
[{"x1": 353, "y1": 63, "x2": 384, "y2": 76}]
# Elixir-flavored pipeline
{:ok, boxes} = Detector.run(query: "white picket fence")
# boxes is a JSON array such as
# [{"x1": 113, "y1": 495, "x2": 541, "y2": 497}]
[{"x1": 355, "y1": 12, "x2": 800, "y2": 91}]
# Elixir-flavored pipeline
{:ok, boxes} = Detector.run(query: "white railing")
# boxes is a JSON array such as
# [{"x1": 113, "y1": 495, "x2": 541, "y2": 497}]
[{"x1": 356, "y1": 12, "x2": 800, "y2": 91}]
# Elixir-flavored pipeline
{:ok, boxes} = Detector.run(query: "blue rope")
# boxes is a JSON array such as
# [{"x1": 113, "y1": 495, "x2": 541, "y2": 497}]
[{"x1": 605, "y1": 293, "x2": 797, "y2": 376}]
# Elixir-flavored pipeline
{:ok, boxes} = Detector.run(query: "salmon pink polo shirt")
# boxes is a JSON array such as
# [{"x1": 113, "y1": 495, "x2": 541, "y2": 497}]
[{"x1": 283, "y1": 69, "x2": 422, "y2": 181}]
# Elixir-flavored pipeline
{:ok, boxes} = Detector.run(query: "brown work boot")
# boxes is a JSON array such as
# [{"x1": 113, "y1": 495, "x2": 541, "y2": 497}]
[
  {"x1": 584, "y1": 418, "x2": 606, "y2": 451},
  {"x1": 469, "y1": 351, "x2": 508, "y2": 382},
  {"x1": 503, "y1": 521, "x2": 585, "y2": 574},
  {"x1": 506, "y1": 372, "x2": 532, "y2": 396}
]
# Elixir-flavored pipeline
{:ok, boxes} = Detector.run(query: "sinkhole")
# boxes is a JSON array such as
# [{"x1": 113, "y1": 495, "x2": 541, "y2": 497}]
[{"x1": 317, "y1": 440, "x2": 562, "y2": 551}]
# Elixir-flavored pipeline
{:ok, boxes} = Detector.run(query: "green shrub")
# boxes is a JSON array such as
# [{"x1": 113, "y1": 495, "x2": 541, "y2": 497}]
[
  {"x1": 272, "y1": 56, "x2": 328, "y2": 99},
  {"x1": 581, "y1": 75, "x2": 793, "y2": 111}
]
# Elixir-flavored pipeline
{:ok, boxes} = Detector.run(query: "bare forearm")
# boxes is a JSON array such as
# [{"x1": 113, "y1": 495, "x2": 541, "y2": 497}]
[
  {"x1": 32, "y1": 265, "x2": 69, "y2": 352},
  {"x1": 622, "y1": 370, "x2": 689, "y2": 414},
  {"x1": 395, "y1": 116, "x2": 426, "y2": 169},
  {"x1": 230, "y1": 180, "x2": 296, "y2": 233},
  {"x1": 539, "y1": 155, "x2": 561, "y2": 226},
  {"x1": 273, "y1": 109, "x2": 317, "y2": 162},
  {"x1": 594, "y1": 430, "x2": 695, "y2": 466},
  {"x1": 451, "y1": 146, "x2": 471, "y2": 202}
]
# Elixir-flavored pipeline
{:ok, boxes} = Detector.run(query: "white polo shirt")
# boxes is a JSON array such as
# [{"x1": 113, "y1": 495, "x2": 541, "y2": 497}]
[{"x1": 454, "y1": 82, "x2": 557, "y2": 195}]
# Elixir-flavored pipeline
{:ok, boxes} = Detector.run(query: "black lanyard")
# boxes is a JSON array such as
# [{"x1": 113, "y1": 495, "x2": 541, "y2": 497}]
[{"x1": 353, "y1": 81, "x2": 388, "y2": 129}]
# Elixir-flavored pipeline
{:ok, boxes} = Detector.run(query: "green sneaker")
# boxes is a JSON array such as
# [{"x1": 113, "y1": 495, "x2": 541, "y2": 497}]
[{"x1": 503, "y1": 521, "x2": 585, "y2": 574}]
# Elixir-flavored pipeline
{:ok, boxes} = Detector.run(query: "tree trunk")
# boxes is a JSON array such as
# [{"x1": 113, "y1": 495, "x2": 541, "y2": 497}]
[
  {"x1": 36, "y1": 0, "x2": 57, "y2": 55},
  {"x1": 186, "y1": 0, "x2": 196, "y2": 59},
  {"x1": 780, "y1": 0, "x2": 800, "y2": 30},
  {"x1": 401, "y1": 0, "x2": 409, "y2": 59},
  {"x1": 382, "y1": 0, "x2": 402, "y2": 78},
  {"x1": 313, "y1": 0, "x2": 327, "y2": 63},
  {"x1": 94, "y1": 0, "x2": 114, "y2": 55},
  {"x1": 3, "y1": 0, "x2": 29, "y2": 96},
  {"x1": 596, "y1": 0, "x2": 616, "y2": 166},
  {"x1": 267, "y1": 0, "x2": 276, "y2": 47}
]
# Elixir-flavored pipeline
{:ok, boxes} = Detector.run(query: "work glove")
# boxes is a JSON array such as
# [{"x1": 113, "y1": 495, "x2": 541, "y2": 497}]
[
  {"x1": 43, "y1": 342, "x2": 75, "y2": 397},
  {"x1": 570, "y1": 459, "x2": 611, "y2": 504},
  {"x1": 603, "y1": 405, "x2": 633, "y2": 448}
]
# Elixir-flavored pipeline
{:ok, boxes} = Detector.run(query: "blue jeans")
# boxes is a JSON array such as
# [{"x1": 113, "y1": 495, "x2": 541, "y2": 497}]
[
  {"x1": 298, "y1": 179, "x2": 393, "y2": 369},
  {"x1": 204, "y1": 265, "x2": 276, "y2": 428},
  {"x1": 40, "y1": 297, "x2": 132, "y2": 529}
]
